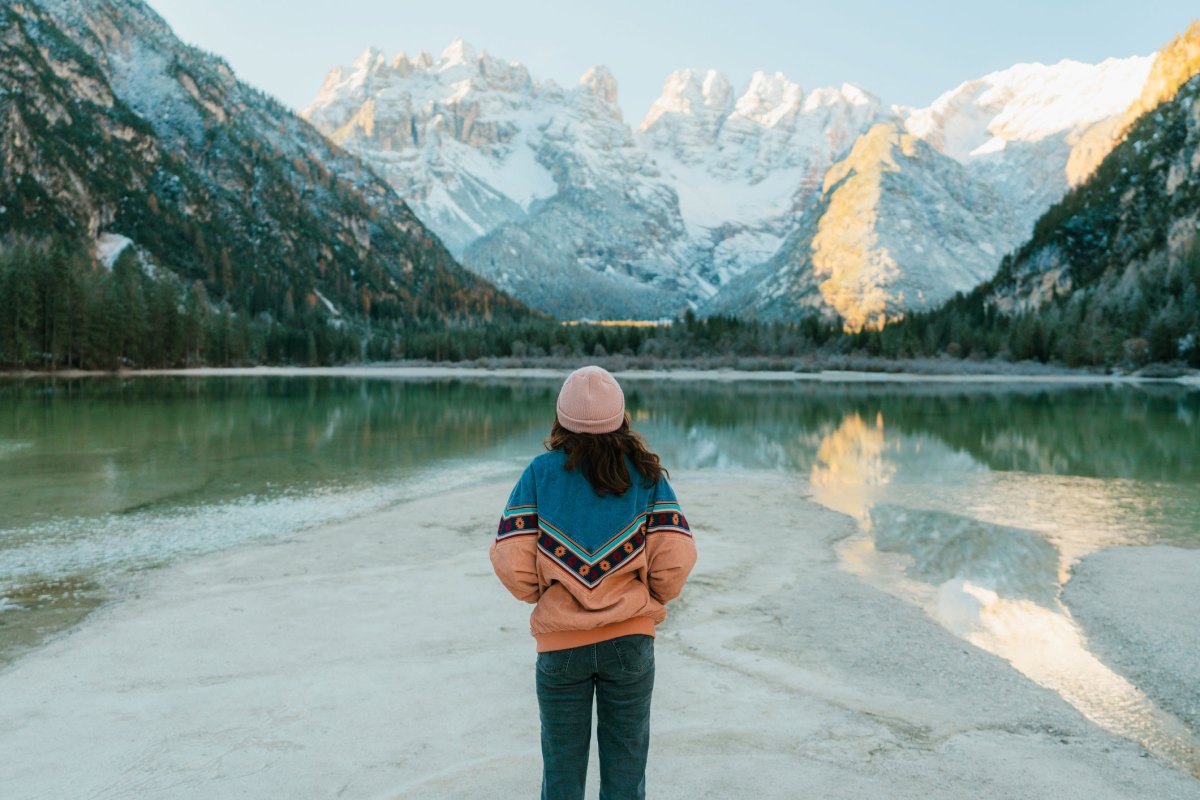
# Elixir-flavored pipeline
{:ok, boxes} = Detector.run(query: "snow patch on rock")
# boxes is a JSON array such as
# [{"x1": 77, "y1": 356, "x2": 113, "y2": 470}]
[{"x1": 95, "y1": 233, "x2": 133, "y2": 268}]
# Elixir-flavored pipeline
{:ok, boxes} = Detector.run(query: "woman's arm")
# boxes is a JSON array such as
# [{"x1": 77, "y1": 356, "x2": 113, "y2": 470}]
[
  {"x1": 644, "y1": 479, "x2": 697, "y2": 605},
  {"x1": 490, "y1": 535, "x2": 540, "y2": 603},
  {"x1": 490, "y1": 465, "x2": 542, "y2": 603}
]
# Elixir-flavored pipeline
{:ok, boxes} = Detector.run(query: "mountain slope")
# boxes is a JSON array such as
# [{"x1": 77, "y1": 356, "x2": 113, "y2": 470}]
[
  {"x1": 1, "y1": 0, "x2": 524, "y2": 355},
  {"x1": 858, "y1": 23, "x2": 1200, "y2": 367},
  {"x1": 904, "y1": 55, "x2": 1153, "y2": 208},
  {"x1": 304, "y1": 41, "x2": 561, "y2": 260},
  {"x1": 635, "y1": 68, "x2": 883, "y2": 298},
  {"x1": 456, "y1": 64, "x2": 691, "y2": 319},
  {"x1": 989, "y1": 22, "x2": 1200, "y2": 316},
  {"x1": 713, "y1": 123, "x2": 1017, "y2": 330},
  {"x1": 305, "y1": 43, "x2": 888, "y2": 318},
  {"x1": 306, "y1": 42, "x2": 1151, "y2": 322}
]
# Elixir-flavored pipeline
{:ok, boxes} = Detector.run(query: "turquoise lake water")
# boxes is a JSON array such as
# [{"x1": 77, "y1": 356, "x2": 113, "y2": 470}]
[{"x1": 1, "y1": 376, "x2": 1198, "y2": 744}]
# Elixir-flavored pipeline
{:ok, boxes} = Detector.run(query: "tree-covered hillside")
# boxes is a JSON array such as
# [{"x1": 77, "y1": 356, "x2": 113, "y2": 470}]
[
  {"x1": 0, "y1": 0, "x2": 529, "y2": 369},
  {"x1": 844, "y1": 26, "x2": 1200, "y2": 371}
]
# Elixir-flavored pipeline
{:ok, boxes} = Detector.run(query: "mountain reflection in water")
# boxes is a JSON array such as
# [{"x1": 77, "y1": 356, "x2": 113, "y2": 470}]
[{"x1": 810, "y1": 409, "x2": 1200, "y2": 775}]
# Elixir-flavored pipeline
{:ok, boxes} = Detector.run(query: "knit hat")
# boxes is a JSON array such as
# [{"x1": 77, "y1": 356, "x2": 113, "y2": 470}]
[{"x1": 556, "y1": 365, "x2": 626, "y2": 434}]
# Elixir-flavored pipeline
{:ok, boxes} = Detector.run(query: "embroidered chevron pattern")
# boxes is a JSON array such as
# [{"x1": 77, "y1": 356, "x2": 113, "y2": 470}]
[
  {"x1": 495, "y1": 500, "x2": 691, "y2": 589},
  {"x1": 536, "y1": 523, "x2": 646, "y2": 589}
]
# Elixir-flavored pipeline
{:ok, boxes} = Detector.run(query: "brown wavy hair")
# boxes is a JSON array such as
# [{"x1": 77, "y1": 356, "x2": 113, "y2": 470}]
[{"x1": 546, "y1": 412, "x2": 668, "y2": 497}]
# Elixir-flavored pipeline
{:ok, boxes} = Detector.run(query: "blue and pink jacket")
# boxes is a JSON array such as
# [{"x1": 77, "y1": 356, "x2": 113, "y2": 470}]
[{"x1": 490, "y1": 449, "x2": 698, "y2": 651}]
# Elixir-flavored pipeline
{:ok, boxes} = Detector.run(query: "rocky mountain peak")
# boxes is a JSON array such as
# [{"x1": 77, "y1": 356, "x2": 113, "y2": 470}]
[
  {"x1": 834, "y1": 83, "x2": 874, "y2": 107},
  {"x1": 303, "y1": 31, "x2": 1176, "y2": 323},
  {"x1": 732, "y1": 71, "x2": 804, "y2": 126},
  {"x1": 640, "y1": 68, "x2": 734, "y2": 135},
  {"x1": 439, "y1": 37, "x2": 477, "y2": 68},
  {"x1": 579, "y1": 65, "x2": 620, "y2": 113},
  {"x1": 351, "y1": 46, "x2": 387, "y2": 74},
  {"x1": 903, "y1": 56, "x2": 1153, "y2": 162}
]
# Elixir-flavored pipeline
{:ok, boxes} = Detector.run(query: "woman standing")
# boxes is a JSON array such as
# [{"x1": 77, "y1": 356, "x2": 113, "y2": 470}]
[{"x1": 490, "y1": 365, "x2": 698, "y2": 800}]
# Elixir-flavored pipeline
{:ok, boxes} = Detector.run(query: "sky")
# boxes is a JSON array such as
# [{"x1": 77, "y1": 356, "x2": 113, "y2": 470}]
[{"x1": 145, "y1": 0, "x2": 1197, "y2": 121}]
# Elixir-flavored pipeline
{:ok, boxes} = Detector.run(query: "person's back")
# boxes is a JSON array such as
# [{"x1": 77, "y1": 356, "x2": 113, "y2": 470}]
[{"x1": 490, "y1": 365, "x2": 697, "y2": 800}]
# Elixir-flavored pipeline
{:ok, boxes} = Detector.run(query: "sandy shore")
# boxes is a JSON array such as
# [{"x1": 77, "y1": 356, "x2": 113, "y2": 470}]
[
  {"x1": 1064, "y1": 546, "x2": 1200, "y2": 734},
  {"x1": 3, "y1": 363, "x2": 1197, "y2": 384},
  {"x1": 1, "y1": 472, "x2": 1197, "y2": 799}
]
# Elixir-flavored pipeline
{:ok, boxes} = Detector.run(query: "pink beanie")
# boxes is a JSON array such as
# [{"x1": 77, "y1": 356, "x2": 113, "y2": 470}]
[{"x1": 556, "y1": 366, "x2": 626, "y2": 434}]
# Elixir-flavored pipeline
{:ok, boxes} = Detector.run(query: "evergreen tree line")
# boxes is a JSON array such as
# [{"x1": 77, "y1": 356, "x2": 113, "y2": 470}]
[
  {"x1": 0, "y1": 235, "x2": 846, "y2": 370},
  {"x1": 847, "y1": 243, "x2": 1200, "y2": 370},
  {"x1": 2, "y1": 232, "x2": 1197, "y2": 372},
  {"x1": 0, "y1": 236, "x2": 367, "y2": 369}
]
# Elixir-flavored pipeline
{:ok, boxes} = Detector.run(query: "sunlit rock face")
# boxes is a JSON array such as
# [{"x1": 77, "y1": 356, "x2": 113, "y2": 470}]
[
  {"x1": 1066, "y1": 22, "x2": 1200, "y2": 184},
  {"x1": 716, "y1": 124, "x2": 1018, "y2": 331},
  {"x1": 307, "y1": 40, "x2": 1152, "y2": 322},
  {"x1": 815, "y1": 122, "x2": 1018, "y2": 330}
]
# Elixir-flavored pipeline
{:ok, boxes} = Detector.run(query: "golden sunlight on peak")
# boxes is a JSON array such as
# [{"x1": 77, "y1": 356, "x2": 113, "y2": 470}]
[{"x1": 811, "y1": 124, "x2": 913, "y2": 333}]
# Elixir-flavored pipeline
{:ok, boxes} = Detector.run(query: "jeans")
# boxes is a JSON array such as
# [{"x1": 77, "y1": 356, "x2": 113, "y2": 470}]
[{"x1": 535, "y1": 633, "x2": 655, "y2": 800}]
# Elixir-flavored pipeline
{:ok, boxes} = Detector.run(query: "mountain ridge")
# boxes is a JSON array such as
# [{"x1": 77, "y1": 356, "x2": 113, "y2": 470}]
[
  {"x1": 846, "y1": 21, "x2": 1200, "y2": 368},
  {"x1": 305, "y1": 39, "x2": 1153, "y2": 324}
]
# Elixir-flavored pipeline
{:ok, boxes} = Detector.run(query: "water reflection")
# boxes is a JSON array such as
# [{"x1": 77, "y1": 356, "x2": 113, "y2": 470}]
[
  {"x1": 810, "y1": 412, "x2": 892, "y2": 524},
  {"x1": 1, "y1": 377, "x2": 1198, "y2": 730},
  {"x1": 0, "y1": 377, "x2": 558, "y2": 531},
  {"x1": 811, "y1": 410, "x2": 1200, "y2": 774},
  {"x1": 874, "y1": 506, "x2": 1060, "y2": 607}
]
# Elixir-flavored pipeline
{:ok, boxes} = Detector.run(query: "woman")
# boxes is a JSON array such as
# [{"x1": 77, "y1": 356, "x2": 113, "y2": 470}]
[{"x1": 490, "y1": 365, "x2": 698, "y2": 800}]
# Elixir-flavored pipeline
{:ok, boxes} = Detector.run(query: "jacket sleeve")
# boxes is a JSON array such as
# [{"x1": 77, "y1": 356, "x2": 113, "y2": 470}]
[
  {"x1": 489, "y1": 464, "x2": 541, "y2": 604},
  {"x1": 644, "y1": 477, "x2": 697, "y2": 605}
]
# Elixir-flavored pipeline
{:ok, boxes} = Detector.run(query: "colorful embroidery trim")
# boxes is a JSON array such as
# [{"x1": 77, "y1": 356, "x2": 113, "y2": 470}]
[
  {"x1": 536, "y1": 527, "x2": 646, "y2": 589},
  {"x1": 496, "y1": 509, "x2": 539, "y2": 539},
  {"x1": 495, "y1": 499, "x2": 691, "y2": 589},
  {"x1": 537, "y1": 513, "x2": 644, "y2": 558},
  {"x1": 645, "y1": 501, "x2": 691, "y2": 536}
]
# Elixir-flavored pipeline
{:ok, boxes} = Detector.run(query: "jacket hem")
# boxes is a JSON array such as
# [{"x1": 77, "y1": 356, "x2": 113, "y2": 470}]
[{"x1": 533, "y1": 616, "x2": 656, "y2": 652}]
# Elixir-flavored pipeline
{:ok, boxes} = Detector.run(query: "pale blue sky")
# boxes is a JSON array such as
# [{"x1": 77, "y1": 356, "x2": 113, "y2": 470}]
[{"x1": 146, "y1": 0, "x2": 1196, "y2": 121}]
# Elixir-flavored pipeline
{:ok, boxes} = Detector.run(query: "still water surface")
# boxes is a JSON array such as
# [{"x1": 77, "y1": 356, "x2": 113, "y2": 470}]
[{"x1": 1, "y1": 375, "x2": 1198, "y2": 766}]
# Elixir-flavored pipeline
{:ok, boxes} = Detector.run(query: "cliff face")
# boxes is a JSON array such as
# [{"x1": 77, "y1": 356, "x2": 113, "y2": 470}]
[
  {"x1": 307, "y1": 40, "x2": 1150, "y2": 322},
  {"x1": 712, "y1": 124, "x2": 1020, "y2": 330}
]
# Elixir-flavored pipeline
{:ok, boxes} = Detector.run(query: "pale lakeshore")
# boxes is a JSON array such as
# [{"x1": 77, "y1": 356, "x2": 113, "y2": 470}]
[
  {"x1": 1064, "y1": 547, "x2": 1200, "y2": 735},
  {"x1": 1, "y1": 472, "x2": 1197, "y2": 799},
  {"x1": 3, "y1": 363, "x2": 1199, "y2": 385}
]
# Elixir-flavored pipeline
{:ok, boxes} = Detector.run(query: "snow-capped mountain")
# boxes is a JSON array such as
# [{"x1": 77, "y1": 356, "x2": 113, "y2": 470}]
[
  {"x1": 713, "y1": 123, "x2": 1018, "y2": 330},
  {"x1": 305, "y1": 40, "x2": 1154, "y2": 324},
  {"x1": 637, "y1": 69, "x2": 883, "y2": 297},
  {"x1": 903, "y1": 56, "x2": 1153, "y2": 229},
  {"x1": 305, "y1": 41, "x2": 692, "y2": 318},
  {"x1": 715, "y1": 58, "x2": 1156, "y2": 328},
  {"x1": 986, "y1": 22, "x2": 1200, "y2": 316},
  {"x1": 304, "y1": 40, "x2": 558, "y2": 258}
]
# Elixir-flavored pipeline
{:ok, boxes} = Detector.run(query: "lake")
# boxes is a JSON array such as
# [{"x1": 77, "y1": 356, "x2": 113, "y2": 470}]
[{"x1": 1, "y1": 373, "x2": 1198, "y2": 761}]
